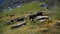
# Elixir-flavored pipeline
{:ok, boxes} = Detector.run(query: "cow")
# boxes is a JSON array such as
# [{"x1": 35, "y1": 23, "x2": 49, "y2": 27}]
[
  {"x1": 16, "y1": 17, "x2": 25, "y2": 22},
  {"x1": 27, "y1": 12, "x2": 44, "y2": 21},
  {"x1": 36, "y1": 12, "x2": 44, "y2": 16},
  {"x1": 28, "y1": 14, "x2": 36, "y2": 21},
  {"x1": 6, "y1": 19, "x2": 14, "y2": 25},
  {"x1": 11, "y1": 21, "x2": 26, "y2": 29}
]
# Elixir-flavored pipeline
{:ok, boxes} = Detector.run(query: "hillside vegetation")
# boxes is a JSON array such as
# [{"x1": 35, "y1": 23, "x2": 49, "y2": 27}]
[{"x1": 0, "y1": 1, "x2": 60, "y2": 34}]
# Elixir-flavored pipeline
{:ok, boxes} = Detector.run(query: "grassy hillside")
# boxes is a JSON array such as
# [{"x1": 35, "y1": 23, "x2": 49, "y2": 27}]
[
  {"x1": 0, "y1": 1, "x2": 60, "y2": 34},
  {"x1": 0, "y1": 2, "x2": 45, "y2": 21}
]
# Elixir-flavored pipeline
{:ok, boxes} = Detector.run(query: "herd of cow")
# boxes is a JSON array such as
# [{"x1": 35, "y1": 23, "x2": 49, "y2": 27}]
[{"x1": 6, "y1": 12, "x2": 50, "y2": 29}]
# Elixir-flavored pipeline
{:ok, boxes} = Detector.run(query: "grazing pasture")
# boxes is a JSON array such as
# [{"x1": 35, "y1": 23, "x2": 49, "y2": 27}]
[{"x1": 0, "y1": 1, "x2": 60, "y2": 34}]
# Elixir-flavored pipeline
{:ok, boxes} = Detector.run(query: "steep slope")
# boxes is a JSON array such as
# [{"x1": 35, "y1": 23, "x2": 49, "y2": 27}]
[{"x1": 0, "y1": 1, "x2": 60, "y2": 34}]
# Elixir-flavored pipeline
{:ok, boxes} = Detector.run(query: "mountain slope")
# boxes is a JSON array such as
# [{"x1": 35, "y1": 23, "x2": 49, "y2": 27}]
[{"x1": 0, "y1": 1, "x2": 60, "y2": 34}]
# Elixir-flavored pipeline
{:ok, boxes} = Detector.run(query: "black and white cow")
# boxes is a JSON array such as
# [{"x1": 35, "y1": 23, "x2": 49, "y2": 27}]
[
  {"x1": 28, "y1": 14, "x2": 36, "y2": 21},
  {"x1": 16, "y1": 17, "x2": 25, "y2": 22},
  {"x1": 6, "y1": 19, "x2": 14, "y2": 25},
  {"x1": 36, "y1": 12, "x2": 43, "y2": 16},
  {"x1": 28, "y1": 12, "x2": 44, "y2": 21}
]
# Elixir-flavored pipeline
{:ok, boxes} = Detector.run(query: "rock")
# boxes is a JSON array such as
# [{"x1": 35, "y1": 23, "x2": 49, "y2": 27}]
[
  {"x1": 35, "y1": 16, "x2": 50, "y2": 23},
  {"x1": 11, "y1": 21, "x2": 26, "y2": 29},
  {"x1": 36, "y1": 16, "x2": 49, "y2": 20}
]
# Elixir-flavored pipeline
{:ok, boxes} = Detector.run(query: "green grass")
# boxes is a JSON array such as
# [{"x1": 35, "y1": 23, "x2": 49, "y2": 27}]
[
  {"x1": 0, "y1": 2, "x2": 44, "y2": 34},
  {"x1": 0, "y1": 2, "x2": 45, "y2": 22},
  {"x1": 1, "y1": 2, "x2": 43, "y2": 16},
  {"x1": 0, "y1": 1, "x2": 60, "y2": 34}
]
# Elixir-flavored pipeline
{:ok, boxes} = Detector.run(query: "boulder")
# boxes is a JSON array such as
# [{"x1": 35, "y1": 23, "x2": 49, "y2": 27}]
[
  {"x1": 11, "y1": 21, "x2": 26, "y2": 29},
  {"x1": 36, "y1": 16, "x2": 49, "y2": 20}
]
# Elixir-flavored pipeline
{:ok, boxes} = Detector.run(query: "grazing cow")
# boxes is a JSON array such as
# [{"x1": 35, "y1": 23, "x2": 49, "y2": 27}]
[
  {"x1": 28, "y1": 12, "x2": 44, "y2": 21},
  {"x1": 36, "y1": 12, "x2": 43, "y2": 16},
  {"x1": 10, "y1": 20, "x2": 14, "y2": 22},
  {"x1": 6, "y1": 19, "x2": 14, "y2": 25},
  {"x1": 28, "y1": 14, "x2": 36, "y2": 21},
  {"x1": 11, "y1": 21, "x2": 26, "y2": 29},
  {"x1": 16, "y1": 17, "x2": 25, "y2": 22}
]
